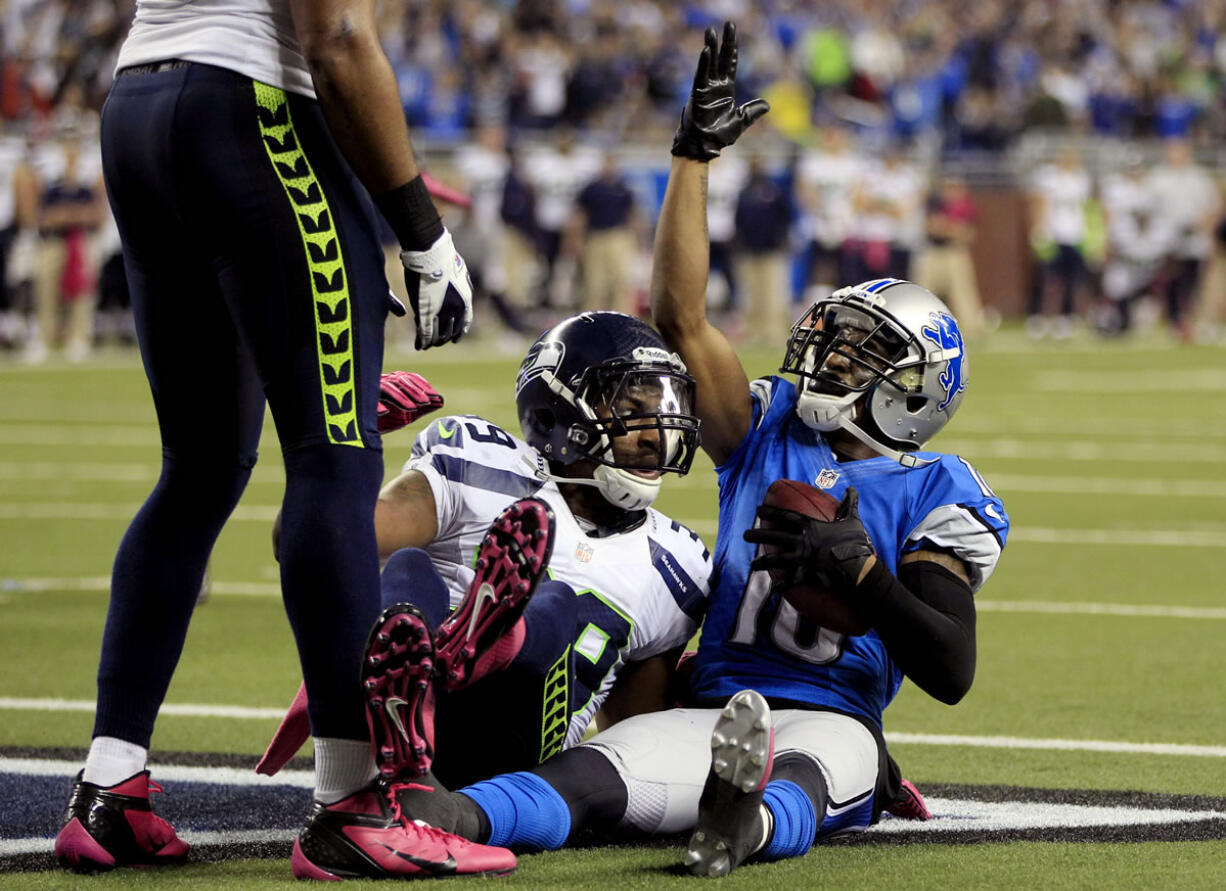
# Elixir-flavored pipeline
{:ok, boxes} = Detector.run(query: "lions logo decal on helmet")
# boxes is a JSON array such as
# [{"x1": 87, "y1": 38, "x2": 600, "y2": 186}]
[{"x1": 920, "y1": 312, "x2": 966, "y2": 413}]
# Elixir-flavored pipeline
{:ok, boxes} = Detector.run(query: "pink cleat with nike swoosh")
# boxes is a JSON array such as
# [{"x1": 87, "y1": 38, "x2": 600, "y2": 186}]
[
  {"x1": 433, "y1": 497, "x2": 555, "y2": 691},
  {"x1": 362, "y1": 603, "x2": 437, "y2": 782},
  {"x1": 292, "y1": 781, "x2": 515, "y2": 879}
]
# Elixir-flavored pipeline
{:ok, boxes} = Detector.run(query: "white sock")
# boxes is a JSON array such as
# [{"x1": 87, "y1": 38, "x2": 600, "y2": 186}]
[
  {"x1": 82, "y1": 736, "x2": 148, "y2": 787},
  {"x1": 313, "y1": 737, "x2": 378, "y2": 804},
  {"x1": 753, "y1": 804, "x2": 774, "y2": 854}
]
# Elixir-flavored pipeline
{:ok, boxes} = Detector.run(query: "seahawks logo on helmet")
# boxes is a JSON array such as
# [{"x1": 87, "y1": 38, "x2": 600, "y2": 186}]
[
  {"x1": 920, "y1": 312, "x2": 966, "y2": 413},
  {"x1": 516, "y1": 339, "x2": 566, "y2": 394}
]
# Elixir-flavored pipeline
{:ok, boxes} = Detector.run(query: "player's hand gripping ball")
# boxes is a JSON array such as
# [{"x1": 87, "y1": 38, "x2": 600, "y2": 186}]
[{"x1": 743, "y1": 480, "x2": 875, "y2": 635}]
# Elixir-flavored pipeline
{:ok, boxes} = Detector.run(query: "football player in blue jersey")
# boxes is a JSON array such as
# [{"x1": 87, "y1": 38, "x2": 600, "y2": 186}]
[
  {"x1": 258, "y1": 311, "x2": 715, "y2": 804},
  {"x1": 388, "y1": 22, "x2": 1009, "y2": 878}
]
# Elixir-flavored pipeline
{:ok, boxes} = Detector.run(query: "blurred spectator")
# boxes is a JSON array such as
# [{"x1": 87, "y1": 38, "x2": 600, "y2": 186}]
[
  {"x1": 913, "y1": 176, "x2": 988, "y2": 341},
  {"x1": 0, "y1": 123, "x2": 29, "y2": 349},
  {"x1": 795, "y1": 125, "x2": 861, "y2": 300},
  {"x1": 1097, "y1": 154, "x2": 1173, "y2": 336},
  {"x1": 1189, "y1": 202, "x2": 1226, "y2": 343},
  {"x1": 573, "y1": 153, "x2": 641, "y2": 316},
  {"x1": 705, "y1": 152, "x2": 747, "y2": 315},
  {"x1": 1027, "y1": 146, "x2": 1093, "y2": 339},
  {"x1": 522, "y1": 132, "x2": 600, "y2": 308},
  {"x1": 452, "y1": 124, "x2": 527, "y2": 336},
  {"x1": 28, "y1": 135, "x2": 103, "y2": 362},
  {"x1": 734, "y1": 155, "x2": 791, "y2": 344},
  {"x1": 499, "y1": 146, "x2": 542, "y2": 318},
  {"x1": 1147, "y1": 138, "x2": 1219, "y2": 336},
  {"x1": 851, "y1": 143, "x2": 924, "y2": 282}
]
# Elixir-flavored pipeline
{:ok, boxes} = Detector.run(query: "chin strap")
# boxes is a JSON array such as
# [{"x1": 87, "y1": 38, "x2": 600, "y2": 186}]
[
  {"x1": 797, "y1": 390, "x2": 937, "y2": 468},
  {"x1": 522, "y1": 454, "x2": 661, "y2": 511}
]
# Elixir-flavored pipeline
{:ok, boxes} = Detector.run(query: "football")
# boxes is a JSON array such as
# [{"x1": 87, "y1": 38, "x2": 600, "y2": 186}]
[{"x1": 759, "y1": 479, "x2": 870, "y2": 636}]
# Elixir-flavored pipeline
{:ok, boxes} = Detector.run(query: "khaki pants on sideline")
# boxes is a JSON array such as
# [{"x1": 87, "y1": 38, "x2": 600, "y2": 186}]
[
  {"x1": 1191, "y1": 246, "x2": 1226, "y2": 336},
  {"x1": 912, "y1": 244, "x2": 986, "y2": 339},
  {"x1": 737, "y1": 251, "x2": 791, "y2": 344},
  {"x1": 580, "y1": 228, "x2": 637, "y2": 315},
  {"x1": 34, "y1": 236, "x2": 96, "y2": 353}
]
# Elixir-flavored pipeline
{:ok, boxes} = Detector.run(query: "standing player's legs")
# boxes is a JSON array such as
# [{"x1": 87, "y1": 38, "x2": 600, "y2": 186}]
[
  {"x1": 176, "y1": 70, "x2": 391, "y2": 763},
  {"x1": 56, "y1": 65, "x2": 265, "y2": 872}
]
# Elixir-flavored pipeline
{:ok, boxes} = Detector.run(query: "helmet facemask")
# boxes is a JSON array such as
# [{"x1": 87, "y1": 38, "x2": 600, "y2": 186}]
[
  {"x1": 566, "y1": 360, "x2": 700, "y2": 510},
  {"x1": 784, "y1": 292, "x2": 958, "y2": 464}
]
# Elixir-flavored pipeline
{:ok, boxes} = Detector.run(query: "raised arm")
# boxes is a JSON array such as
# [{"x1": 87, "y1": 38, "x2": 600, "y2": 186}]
[{"x1": 650, "y1": 22, "x2": 769, "y2": 467}]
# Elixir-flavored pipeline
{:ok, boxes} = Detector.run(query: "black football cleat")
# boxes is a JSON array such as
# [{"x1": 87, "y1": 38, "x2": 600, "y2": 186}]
[
  {"x1": 362, "y1": 603, "x2": 437, "y2": 782},
  {"x1": 55, "y1": 770, "x2": 190, "y2": 873},
  {"x1": 292, "y1": 781, "x2": 515, "y2": 879},
  {"x1": 685, "y1": 689, "x2": 775, "y2": 877},
  {"x1": 433, "y1": 497, "x2": 555, "y2": 691}
]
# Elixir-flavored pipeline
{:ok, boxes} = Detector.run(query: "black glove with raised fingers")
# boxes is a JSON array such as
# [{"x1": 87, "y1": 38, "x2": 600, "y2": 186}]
[
  {"x1": 672, "y1": 21, "x2": 770, "y2": 161},
  {"x1": 743, "y1": 487, "x2": 876, "y2": 592}
]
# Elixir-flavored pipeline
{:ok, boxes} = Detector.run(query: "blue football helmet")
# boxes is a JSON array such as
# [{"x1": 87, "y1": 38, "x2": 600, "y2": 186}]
[
  {"x1": 781, "y1": 279, "x2": 967, "y2": 464},
  {"x1": 515, "y1": 312, "x2": 700, "y2": 511}
]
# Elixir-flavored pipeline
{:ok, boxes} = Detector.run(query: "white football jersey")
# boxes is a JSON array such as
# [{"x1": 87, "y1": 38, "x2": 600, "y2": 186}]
[{"x1": 404, "y1": 415, "x2": 713, "y2": 748}]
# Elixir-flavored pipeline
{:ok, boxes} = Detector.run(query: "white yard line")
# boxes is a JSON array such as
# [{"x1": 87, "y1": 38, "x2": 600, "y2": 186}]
[{"x1": 884, "y1": 734, "x2": 1226, "y2": 759}]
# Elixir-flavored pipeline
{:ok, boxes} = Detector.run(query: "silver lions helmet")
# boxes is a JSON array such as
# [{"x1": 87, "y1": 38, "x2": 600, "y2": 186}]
[{"x1": 781, "y1": 278, "x2": 967, "y2": 465}]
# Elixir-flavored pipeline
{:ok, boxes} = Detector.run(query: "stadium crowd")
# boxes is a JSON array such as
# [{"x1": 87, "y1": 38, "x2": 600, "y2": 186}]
[{"x1": 3, "y1": 0, "x2": 1226, "y2": 358}]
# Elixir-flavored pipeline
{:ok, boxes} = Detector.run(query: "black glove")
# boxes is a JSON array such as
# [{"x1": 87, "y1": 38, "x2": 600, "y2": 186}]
[
  {"x1": 672, "y1": 21, "x2": 770, "y2": 161},
  {"x1": 743, "y1": 487, "x2": 875, "y2": 592}
]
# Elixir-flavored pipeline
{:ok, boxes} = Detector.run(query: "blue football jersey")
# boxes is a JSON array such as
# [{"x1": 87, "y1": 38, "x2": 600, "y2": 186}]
[{"x1": 691, "y1": 377, "x2": 1009, "y2": 726}]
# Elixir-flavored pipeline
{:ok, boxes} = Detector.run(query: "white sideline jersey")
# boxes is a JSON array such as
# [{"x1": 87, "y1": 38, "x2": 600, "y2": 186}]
[
  {"x1": 405, "y1": 415, "x2": 713, "y2": 747},
  {"x1": 116, "y1": 0, "x2": 316, "y2": 99}
]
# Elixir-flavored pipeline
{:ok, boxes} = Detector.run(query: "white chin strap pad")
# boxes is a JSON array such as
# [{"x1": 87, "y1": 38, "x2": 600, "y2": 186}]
[
  {"x1": 593, "y1": 465, "x2": 661, "y2": 511},
  {"x1": 796, "y1": 390, "x2": 857, "y2": 432},
  {"x1": 542, "y1": 466, "x2": 662, "y2": 512}
]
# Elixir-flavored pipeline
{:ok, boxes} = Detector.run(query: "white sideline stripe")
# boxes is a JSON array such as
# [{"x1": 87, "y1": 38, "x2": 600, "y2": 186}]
[
  {"x1": 0, "y1": 703, "x2": 1221, "y2": 759},
  {"x1": 874, "y1": 798, "x2": 1226, "y2": 833},
  {"x1": 0, "y1": 461, "x2": 286, "y2": 484},
  {"x1": 0, "y1": 698, "x2": 286, "y2": 720},
  {"x1": 884, "y1": 734, "x2": 1226, "y2": 759},
  {"x1": 5, "y1": 423, "x2": 1226, "y2": 462},
  {"x1": 669, "y1": 472, "x2": 1226, "y2": 497},
  {"x1": 4, "y1": 459, "x2": 1226, "y2": 499},
  {"x1": 0, "y1": 828, "x2": 299, "y2": 857},
  {"x1": 684, "y1": 520, "x2": 1226, "y2": 548},
  {"x1": 935, "y1": 438, "x2": 1226, "y2": 463},
  {"x1": 1033, "y1": 368, "x2": 1226, "y2": 392},
  {"x1": 6, "y1": 578, "x2": 1224, "y2": 618},
  {"x1": 0, "y1": 503, "x2": 279, "y2": 521},
  {"x1": 0, "y1": 577, "x2": 283, "y2": 597},
  {"x1": 0, "y1": 757, "x2": 312, "y2": 787},
  {"x1": 977, "y1": 600, "x2": 1226, "y2": 620}
]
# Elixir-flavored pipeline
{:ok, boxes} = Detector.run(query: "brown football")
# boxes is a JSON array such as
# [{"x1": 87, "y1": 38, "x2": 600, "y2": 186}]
[{"x1": 759, "y1": 479, "x2": 870, "y2": 636}]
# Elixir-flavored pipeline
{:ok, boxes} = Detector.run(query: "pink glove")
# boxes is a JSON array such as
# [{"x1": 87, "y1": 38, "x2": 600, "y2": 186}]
[{"x1": 377, "y1": 371, "x2": 444, "y2": 434}]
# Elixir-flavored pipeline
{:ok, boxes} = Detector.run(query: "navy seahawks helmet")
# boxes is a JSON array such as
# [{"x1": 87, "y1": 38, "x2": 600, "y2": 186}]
[
  {"x1": 515, "y1": 312, "x2": 700, "y2": 511},
  {"x1": 781, "y1": 278, "x2": 967, "y2": 463}
]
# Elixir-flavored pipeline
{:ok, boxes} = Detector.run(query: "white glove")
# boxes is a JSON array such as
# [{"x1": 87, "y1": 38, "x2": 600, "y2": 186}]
[{"x1": 399, "y1": 227, "x2": 473, "y2": 350}]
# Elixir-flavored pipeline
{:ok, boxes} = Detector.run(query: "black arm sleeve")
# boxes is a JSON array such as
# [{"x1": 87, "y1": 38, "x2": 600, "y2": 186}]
[{"x1": 851, "y1": 557, "x2": 976, "y2": 705}]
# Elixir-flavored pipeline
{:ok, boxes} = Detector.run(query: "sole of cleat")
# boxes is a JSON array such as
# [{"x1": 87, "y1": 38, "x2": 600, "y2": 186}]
[
  {"x1": 361, "y1": 604, "x2": 437, "y2": 781},
  {"x1": 434, "y1": 497, "x2": 555, "y2": 690},
  {"x1": 685, "y1": 690, "x2": 775, "y2": 877}
]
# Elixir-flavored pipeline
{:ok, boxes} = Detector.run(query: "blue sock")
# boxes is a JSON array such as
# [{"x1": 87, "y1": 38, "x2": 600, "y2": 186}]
[
  {"x1": 460, "y1": 772, "x2": 571, "y2": 850},
  {"x1": 761, "y1": 780, "x2": 818, "y2": 860}
]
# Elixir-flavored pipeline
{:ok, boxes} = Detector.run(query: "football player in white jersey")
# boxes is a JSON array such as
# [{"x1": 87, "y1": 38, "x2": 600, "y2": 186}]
[
  {"x1": 388, "y1": 23, "x2": 1007, "y2": 880},
  {"x1": 260, "y1": 311, "x2": 713, "y2": 794}
]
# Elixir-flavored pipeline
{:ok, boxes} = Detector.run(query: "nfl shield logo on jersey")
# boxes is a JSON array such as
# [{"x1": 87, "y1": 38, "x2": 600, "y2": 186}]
[
  {"x1": 815, "y1": 469, "x2": 840, "y2": 489},
  {"x1": 575, "y1": 542, "x2": 594, "y2": 563}
]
